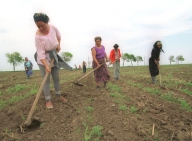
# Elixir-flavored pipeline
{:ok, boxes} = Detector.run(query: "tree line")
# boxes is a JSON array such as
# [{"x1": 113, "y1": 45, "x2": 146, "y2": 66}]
[
  {"x1": 169, "y1": 55, "x2": 185, "y2": 65},
  {"x1": 5, "y1": 52, "x2": 73, "y2": 71},
  {"x1": 5, "y1": 52, "x2": 186, "y2": 71}
]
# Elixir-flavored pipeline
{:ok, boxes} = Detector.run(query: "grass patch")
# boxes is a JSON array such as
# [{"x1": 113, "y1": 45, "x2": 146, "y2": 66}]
[
  {"x1": 160, "y1": 92, "x2": 176, "y2": 102},
  {"x1": 130, "y1": 106, "x2": 138, "y2": 113},
  {"x1": 119, "y1": 105, "x2": 128, "y2": 111},
  {"x1": 180, "y1": 88, "x2": 192, "y2": 96},
  {"x1": 6, "y1": 84, "x2": 27, "y2": 93},
  {"x1": 85, "y1": 106, "x2": 94, "y2": 113},
  {"x1": 177, "y1": 98, "x2": 191, "y2": 111},
  {"x1": 143, "y1": 88, "x2": 161, "y2": 95},
  {"x1": 84, "y1": 125, "x2": 103, "y2": 141}
]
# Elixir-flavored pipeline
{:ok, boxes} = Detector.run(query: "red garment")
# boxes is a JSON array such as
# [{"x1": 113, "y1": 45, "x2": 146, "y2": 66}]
[{"x1": 109, "y1": 49, "x2": 121, "y2": 63}]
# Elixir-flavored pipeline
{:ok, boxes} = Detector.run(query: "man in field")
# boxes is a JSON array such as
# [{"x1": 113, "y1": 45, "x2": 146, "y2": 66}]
[{"x1": 24, "y1": 57, "x2": 33, "y2": 79}]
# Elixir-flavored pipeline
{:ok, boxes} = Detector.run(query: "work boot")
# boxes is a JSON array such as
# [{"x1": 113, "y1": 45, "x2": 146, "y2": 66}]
[{"x1": 152, "y1": 76, "x2": 156, "y2": 84}]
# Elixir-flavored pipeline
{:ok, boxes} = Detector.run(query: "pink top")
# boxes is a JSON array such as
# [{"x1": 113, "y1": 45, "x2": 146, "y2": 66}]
[{"x1": 35, "y1": 25, "x2": 61, "y2": 66}]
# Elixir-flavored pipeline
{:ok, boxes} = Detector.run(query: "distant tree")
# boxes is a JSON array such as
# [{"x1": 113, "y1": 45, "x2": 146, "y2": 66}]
[
  {"x1": 121, "y1": 53, "x2": 130, "y2": 67},
  {"x1": 5, "y1": 52, "x2": 24, "y2": 71},
  {"x1": 60, "y1": 52, "x2": 73, "y2": 63},
  {"x1": 136, "y1": 56, "x2": 143, "y2": 66},
  {"x1": 176, "y1": 55, "x2": 184, "y2": 64},
  {"x1": 128, "y1": 54, "x2": 136, "y2": 66},
  {"x1": 180, "y1": 56, "x2": 185, "y2": 64},
  {"x1": 169, "y1": 55, "x2": 175, "y2": 65}
]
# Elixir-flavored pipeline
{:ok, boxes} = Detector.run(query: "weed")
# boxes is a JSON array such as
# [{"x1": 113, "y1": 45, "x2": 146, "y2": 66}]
[
  {"x1": 177, "y1": 98, "x2": 191, "y2": 111},
  {"x1": 40, "y1": 123, "x2": 45, "y2": 128},
  {"x1": 160, "y1": 92, "x2": 176, "y2": 102},
  {"x1": 144, "y1": 88, "x2": 161, "y2": 95},
  {"x1": 110, "y1": 93, "x2": 118, "y2": 98},
  {"x1": 130, "y1": 106, "x2": 138, "y2": 113},
  {"x1": 21, "y1": 116, "x2": 26, "y2": 120},
  {"x1": 85, "y1": 106, "x2": 94, "y2": 113},
  {"x1": 86, "y1": 115, "x2": 93, "y2": 121},
  {"x1": 119, "y1": 105, "x2": 128, "y2": 111},
  {"x1": 6, "y1": 84, "x2": 27, "y2": 93},
  {"x1": 0, "y1": 100, "x2": 6, "y2": 109},
  {"x1": 84, "y1": 125, "x2": 103, "y2": 141},
  {"x1": 180, "y1": 88, "x2": 192, "y2": 96},
  {"x1": 143, "y1": 108, "x2": 148, "y2": 113},
  {"x1": 185, "y1": 82, "x2": 192, "y2": 87}
]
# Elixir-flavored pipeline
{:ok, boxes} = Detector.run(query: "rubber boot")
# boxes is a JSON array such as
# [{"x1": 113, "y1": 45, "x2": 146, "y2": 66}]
[{"x1": 152, "y1": 76, "x2": 156, "y2": 84}]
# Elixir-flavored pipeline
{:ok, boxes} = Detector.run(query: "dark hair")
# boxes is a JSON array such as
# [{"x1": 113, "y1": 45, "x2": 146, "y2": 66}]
[
  {"x1": 33, "y1": 13, "x2": 49, "y2": 23},
  {"x1": 113, "y1": 44, "x2": 119, "y2": 48},
  {"x1": 94, "y1": 36, "x2": 102, "y2": 42}
]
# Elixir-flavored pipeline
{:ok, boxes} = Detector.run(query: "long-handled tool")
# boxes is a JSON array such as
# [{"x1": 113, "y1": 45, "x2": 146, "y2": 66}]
[
  {"x1": 20, "y1": 58, "x2": 54, "y2": 132},
  {"x1": 159, "y1": 68, "x2": 162, "y2": 85},
  {"x1": 73, "y1": 64, "x2": 103, "y2": 86}
]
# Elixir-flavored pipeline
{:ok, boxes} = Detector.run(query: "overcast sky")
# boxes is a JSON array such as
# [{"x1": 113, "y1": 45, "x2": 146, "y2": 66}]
[{"x1": 0, "y1": 0, "x2": 192, "y2": 71}]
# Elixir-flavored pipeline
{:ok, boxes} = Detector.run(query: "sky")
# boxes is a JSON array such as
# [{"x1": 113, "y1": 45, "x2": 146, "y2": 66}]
[{"x1": 0, "y1": 0, "x2": 192, "y2": 71}]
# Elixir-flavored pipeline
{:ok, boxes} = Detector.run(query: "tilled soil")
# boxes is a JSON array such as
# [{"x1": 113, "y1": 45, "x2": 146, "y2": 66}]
[{"x1": 0, "y1": 65, "x2": 192, "y2": 141}]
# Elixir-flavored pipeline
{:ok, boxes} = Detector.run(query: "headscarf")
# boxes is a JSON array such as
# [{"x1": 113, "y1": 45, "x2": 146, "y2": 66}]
[
  {"x1": 153, "y1": 41, "x2": 165, "y2": 53},
  {"x1": 33, "y1": 13, "x2": 49, "y2": 23}
]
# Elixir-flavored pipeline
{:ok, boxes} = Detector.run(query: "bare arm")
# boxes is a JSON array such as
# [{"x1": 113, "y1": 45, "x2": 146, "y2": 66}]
[{"x1": 105, "y1": 53, "x2": 109, "y2": 62}]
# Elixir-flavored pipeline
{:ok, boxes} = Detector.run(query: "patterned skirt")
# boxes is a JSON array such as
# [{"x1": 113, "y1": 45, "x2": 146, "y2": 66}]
[{"x1": 92, "y1": 58, "x2": 110, "y2": 83}]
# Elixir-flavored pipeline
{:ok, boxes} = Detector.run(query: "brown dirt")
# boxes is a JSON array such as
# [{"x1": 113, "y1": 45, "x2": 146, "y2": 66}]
[{"x1": 0, "y1": 65, "x2": 192, "y2": 141}]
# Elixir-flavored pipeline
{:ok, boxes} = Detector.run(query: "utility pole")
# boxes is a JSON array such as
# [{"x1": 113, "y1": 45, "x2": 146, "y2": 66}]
[
  {"x1": 144, "y1": 57, "x2": 145, "y2": 66},
  {"x1": 88, "y1": 57, "x2": 91, "y2": 68}
]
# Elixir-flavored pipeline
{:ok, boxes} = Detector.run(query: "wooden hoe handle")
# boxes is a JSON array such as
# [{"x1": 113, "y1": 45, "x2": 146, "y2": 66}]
[{"x1": 24, "y1": 59, "x2": 54, "y2": 126}]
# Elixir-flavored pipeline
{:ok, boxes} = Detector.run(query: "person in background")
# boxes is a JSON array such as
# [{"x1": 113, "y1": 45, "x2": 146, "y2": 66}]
[
  {"x1": 149, "y1": 41, "x2": 164, "y2": 84},
  {"x1": 82, "y1": 61, "x2": 87, "y2": 73},
  {"x1": 79, "y1": 65, "x2": 81, "y2": 70},
  {"x1": 91, "y1": 36, "x2": 110, "y2": 89},
  {"x1": 109, "y1": 44, "x2": 121, "y2": 80},
  {"x1": 34, "y1": 12, "x2": 67, "y2": 108},
  {"x1": 24, "y1": 57, "x2": 33, "y2": 79},
  {"x1": 75, "y1": 64, "x2": 77, "y2": 70}
]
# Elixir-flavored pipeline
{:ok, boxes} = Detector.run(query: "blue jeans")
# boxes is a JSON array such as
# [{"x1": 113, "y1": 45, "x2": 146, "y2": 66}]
[{"x1": 26, "y1": 68, "x2": 33, "y2": 78}]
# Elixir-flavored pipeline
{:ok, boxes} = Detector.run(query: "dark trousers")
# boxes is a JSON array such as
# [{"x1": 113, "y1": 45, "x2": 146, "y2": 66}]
[{"x1": 83, "y1": 66, "x2": 86, "y2": 73}]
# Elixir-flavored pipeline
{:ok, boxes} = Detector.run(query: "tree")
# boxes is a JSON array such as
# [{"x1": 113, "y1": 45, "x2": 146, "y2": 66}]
[
  {"x1": 169, "y1": 55, "x2": 175, "y2": 65},
  {"x1": 5, "y1": 52, "x2": 24, "y2": 71},
  {"x1": 179, "y1": 56, "x2": 185, "y2": 64},
  {"x1": 128, "y1": 54, "x2": 136, "y2": 66},
  {"x1": 136, "y1": 56, "x2": 143, "y2": 66},
  {"x1": 121, "y1": 53, "x2": 130, "y2": 67},
  {"x1": 176, "y1": 55, "x2": 184, "y2": 64},
  {"x1": 60, "y1": 52, "x2": 73, "y2": 63}
]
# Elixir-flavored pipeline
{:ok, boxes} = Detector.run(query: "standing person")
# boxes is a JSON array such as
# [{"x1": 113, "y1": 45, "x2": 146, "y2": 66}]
[
  {"x1": 109, "y1": 44, "x2": 121, "y2": 80},
  {"x1": 74, "y1": 64, "x2": 77, "y2": 70},
  {"x1": 34, "y1": 13, "x2": 67, "y2": 108},
  {"x1": 82, "y1": 61, "x2": 87, "y2": 73},
  {"x1": 79, "y1": 65, "x2": 81, "y2": 70},
  {"x1": 24, "y1": 57, "x2": 33, "y2": 79},
  {"x1": 149, "y1": 41, "x2": 164, "y2": 84},
  {"x1": 91, "y1": 36, "x2": 110, "y2": 89}
]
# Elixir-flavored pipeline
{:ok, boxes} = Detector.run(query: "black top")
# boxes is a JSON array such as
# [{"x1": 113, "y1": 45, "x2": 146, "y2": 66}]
[{"x1": 150, "y1": 47, "x2": 160, "y2": 61}]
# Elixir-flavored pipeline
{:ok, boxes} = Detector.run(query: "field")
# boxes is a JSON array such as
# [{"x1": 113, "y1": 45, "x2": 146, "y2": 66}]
[{"x1": 0, "y1": 65, "x2": 192, "y2": 141}]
